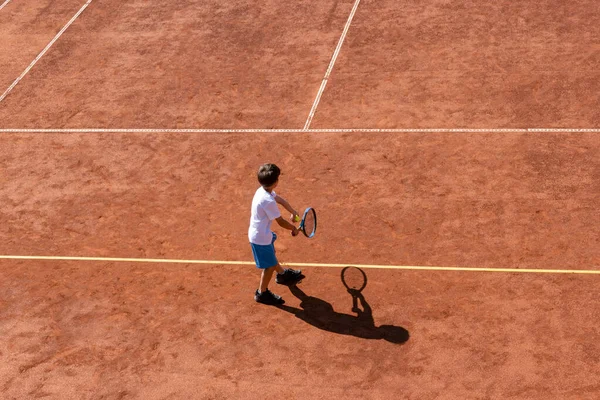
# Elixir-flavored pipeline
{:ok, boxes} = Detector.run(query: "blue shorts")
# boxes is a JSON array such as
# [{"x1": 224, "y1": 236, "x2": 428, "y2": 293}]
[{"x1": 250, "y1": 233, "x2": 278, "y2": 269}]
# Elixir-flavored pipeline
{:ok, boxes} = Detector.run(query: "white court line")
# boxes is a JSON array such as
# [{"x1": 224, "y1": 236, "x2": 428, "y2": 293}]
[
  {"x1": 0, "y1": 0, "x2": 92, "y2": 104},
  {"x1": 303, "y1": 0, "x2": 362, "y2": 130},
  {"x1": 1, "y1": 255, "x2": 599, "y2": 275},
  {"x1": 0, "y1": 0, "x2": 12, "y2": 11},
  {"x1": 1, "y1": 128, "x2": 599, "y2": 133}
]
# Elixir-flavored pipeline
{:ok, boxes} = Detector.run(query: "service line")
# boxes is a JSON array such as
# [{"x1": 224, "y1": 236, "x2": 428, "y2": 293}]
[
  {"x1": 0, "y1": 128, "x2": 600, "y2": 133},
  {"x1": 2, "y1": 255, "x2": 599, "y2": 275},
  {"x1": 1, "y1": 128, "x2": 600, "y2": 133}
]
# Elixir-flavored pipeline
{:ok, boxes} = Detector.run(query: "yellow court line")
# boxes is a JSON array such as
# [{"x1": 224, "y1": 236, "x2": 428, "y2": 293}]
[{"x1": 1, "y1": 255, "x2": 599, "y2": 275}]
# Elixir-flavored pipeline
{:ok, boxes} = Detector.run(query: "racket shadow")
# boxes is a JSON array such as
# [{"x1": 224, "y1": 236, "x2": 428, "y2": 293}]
[{"x1": 277, "y1": 285, "x2": 409, "y2": 344}]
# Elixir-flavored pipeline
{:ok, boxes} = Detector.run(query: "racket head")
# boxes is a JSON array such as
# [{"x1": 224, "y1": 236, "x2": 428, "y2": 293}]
[
  {"x1": 300, "y1": 207, "x2": 317, "y2": 238},
  {"x1": 341, "y1": 266, "x2": 367, "y2": 292}
]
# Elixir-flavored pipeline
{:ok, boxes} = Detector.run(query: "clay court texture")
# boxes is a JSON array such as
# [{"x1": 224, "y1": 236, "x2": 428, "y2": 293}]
[{"x1": 0, "y1": 0, "x2": 599, "y2": 399}]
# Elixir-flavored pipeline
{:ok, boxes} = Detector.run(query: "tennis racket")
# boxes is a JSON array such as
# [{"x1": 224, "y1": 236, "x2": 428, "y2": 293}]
[
  {"x1": 292, "y1": 207, "x2": 317, "y2": 238},
  {"x1": 341, "y1": 266, "x2": 367, "y2": 311}
]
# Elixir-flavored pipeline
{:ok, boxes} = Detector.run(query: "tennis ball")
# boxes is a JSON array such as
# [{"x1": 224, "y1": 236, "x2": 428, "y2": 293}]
[{"x1": 294, "y1": 215, "x2": 301, "y2": 222}]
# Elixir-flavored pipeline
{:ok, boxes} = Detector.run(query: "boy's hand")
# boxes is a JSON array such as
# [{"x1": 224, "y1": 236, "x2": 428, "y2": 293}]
[
  {"x1": 292, "y1": 226, "x2": 299, "y2": 237},
  {"x1": 291, "y1": 211, "x2": 300, "y2": 222}
]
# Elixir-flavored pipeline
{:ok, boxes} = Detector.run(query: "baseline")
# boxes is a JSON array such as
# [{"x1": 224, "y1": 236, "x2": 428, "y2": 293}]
[{"x1": 2, "y1": 255, "x2": 599, "y2": 275}]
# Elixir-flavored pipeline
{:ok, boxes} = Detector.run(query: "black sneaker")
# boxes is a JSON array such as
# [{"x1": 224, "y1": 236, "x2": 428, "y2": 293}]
[
  {"x1": 275, "y1": 268, "x2": 305, "y2": 285},
  {"x1": 254, "y1": 289, "x2": 285, "y2": 305}
]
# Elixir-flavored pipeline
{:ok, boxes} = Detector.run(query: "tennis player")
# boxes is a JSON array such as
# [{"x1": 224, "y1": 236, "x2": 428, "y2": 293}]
[{"x1": 249, "y1": 163, "x2": 305, "y2": 305}]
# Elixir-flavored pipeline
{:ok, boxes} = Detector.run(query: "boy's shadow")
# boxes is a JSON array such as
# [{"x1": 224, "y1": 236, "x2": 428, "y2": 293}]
[{"x1": 277, "y1": 285, "x2": 409, "y2": 344}]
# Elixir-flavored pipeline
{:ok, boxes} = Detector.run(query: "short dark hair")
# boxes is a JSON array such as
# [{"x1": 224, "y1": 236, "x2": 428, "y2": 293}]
[{"x1": 257, "y1": 163, "x2": 280, "y2": 187}]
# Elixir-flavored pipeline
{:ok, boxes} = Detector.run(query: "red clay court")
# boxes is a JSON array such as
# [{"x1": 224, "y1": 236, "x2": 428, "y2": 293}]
[{"x1": 1, "y1": 0, "x2": 599, "y2": 399}]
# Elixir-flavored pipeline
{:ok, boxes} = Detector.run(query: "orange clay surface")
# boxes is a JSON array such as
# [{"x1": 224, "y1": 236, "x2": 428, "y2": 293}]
[
  {"x1": 2, "y1": 0, "x2": 599, "y2": 129},
  {"x1": 0, "y1": 0, "x2": 355, "y2": 129},
  {"x1": 1, "y1": 0, "x2": 600, "y2": 399},
  {"x1": 0, "y1": 132, "x2": 598, "y2": 269},
  {"x1": 0, "y1": 0, "x2": 87, "y2": 91},
  {"x1": 311, "y1": 0, "x2": 600, "y2": 128},
  {"x1": 1, "y1": 132, "x2": 599, "y2": 399}
]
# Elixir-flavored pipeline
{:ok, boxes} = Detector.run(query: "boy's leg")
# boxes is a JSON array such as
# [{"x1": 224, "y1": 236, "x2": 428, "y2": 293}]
[
  {"x1": 274, "y1": 263, "x2": 285, "y2": 274},
  {"x1": 251, "y1": 240, "x2": 285, "y2": 305},
  {"x1": 255, "y1": 265, "x2": 285, "y2": 305},
  {"x1": 270, "y1": 233, "x2": 304, "y2": 284},
  {"x1": 259, "y1": 266, "x2": 276, "y2": 292},
  {"x1": 275, "y1": 262, "x2": 305, "y2": 285}
]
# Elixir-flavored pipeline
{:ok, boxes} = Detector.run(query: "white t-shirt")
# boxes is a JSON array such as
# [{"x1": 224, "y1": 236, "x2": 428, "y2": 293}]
[{"x1": 248, "y1": 187, "x2": 281, "y2": 245}]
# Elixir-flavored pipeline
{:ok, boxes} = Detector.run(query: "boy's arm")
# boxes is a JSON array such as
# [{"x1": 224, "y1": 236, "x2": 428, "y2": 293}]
[
  {"x1": 274, "y1": 195, "x2": 299, "y2": 219},
  {"x1": 276, "y1": 216, "x2": 299, "y2": 236}
]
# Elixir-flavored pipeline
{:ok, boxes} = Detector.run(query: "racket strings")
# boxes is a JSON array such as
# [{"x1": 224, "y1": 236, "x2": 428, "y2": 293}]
[{"x1": 303, "y1": 210, "x2": 316, "y2": 234}]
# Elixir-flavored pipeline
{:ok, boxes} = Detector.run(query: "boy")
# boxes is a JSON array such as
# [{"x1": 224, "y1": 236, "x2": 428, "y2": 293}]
[{"x1": 249, "y1": 163, "x2": 304, "y2": 305}]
